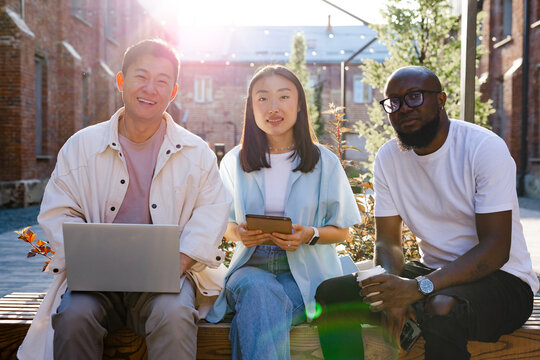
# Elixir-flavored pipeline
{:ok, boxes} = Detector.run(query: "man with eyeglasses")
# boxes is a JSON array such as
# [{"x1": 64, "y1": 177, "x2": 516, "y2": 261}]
[{"x1": 314, "y1": 66, "x2": 538, "y2": 360}]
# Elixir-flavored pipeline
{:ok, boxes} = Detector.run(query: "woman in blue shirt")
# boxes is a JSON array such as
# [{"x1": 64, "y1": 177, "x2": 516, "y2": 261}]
[{"x1": 206, "y1": 65, "x2": 360, "y2": 360}]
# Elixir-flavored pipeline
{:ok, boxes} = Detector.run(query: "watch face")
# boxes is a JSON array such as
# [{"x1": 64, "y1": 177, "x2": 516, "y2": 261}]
[
  {"x1": 309, "y1": 236, "x2": 319, "y2": 245},
  {"x1": 419, "y1": 278, "x2": 434, "y2": 294}
]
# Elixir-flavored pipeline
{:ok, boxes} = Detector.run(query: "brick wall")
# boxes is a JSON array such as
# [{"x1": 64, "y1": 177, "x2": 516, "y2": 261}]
[
  {"x1": 177, "y1": 61, "x2": 377, "y2": 157},
  {"x1": 0, "y1": 0, "x2": 169, "y2": 207},
  {"x1": 0, "y1": 1, "x2": 379, "y2": 206},
  {"x1": 479, "y1": 0, "x2": 540, "y2": 198}
]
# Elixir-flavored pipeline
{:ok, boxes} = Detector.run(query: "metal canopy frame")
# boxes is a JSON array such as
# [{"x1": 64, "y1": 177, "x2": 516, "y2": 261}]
[{"x1": 322, "y1": 0, "x2": 478, "y2": 121}]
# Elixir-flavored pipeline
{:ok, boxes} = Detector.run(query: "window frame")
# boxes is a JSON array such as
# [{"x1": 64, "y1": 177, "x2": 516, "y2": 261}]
[
  {"x1": 502, "y1": 0, "x2": 512, "y2": 38},
  {"x1": 353, "y1": 75, "x2": 372, "y2": 104},
  {"x1": 194, "y1": 76, "x2": 213, "y2": 103}
]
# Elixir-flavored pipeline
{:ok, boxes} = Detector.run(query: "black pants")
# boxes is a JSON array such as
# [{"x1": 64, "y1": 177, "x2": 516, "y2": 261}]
[{"x1": 314, "y1": 261, "x2": 533, "y2": 360}]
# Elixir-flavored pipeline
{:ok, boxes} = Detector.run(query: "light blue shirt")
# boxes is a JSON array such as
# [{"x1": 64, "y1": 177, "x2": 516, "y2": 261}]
[{"x1": 206, "y1": 145, "x2": 361, "y2": 322}]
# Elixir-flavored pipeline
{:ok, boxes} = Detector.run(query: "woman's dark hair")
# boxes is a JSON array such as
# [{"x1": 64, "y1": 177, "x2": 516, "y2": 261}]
[
  {"x1": 122, "y1": 39, "x2": 180, "y2": 82},
  {"x1": 239, "y1": 64, "x2": 320, "y2": 173}
]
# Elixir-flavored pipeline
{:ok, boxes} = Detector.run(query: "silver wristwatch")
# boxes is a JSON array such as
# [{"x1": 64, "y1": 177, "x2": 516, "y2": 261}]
[{"x1": 415, "y1": 276, "x2": 434, "y2": 295}]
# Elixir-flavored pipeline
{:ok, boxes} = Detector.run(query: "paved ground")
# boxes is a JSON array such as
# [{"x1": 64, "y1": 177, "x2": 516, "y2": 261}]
[
  {"x1": 0, "y1": 209, "x2": 50, "y2": 297},
  {"x1": 1, "y1": 198, "x2": 539, "y2": 297}
]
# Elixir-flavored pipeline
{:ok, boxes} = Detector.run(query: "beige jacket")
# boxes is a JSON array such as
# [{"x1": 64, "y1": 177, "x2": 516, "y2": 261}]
[{"x1": 18, "y1": 108, "x2": 231, "y2": 360}]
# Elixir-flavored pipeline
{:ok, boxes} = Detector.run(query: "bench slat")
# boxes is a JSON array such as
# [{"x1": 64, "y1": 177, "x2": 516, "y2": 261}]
[
  {"x1": 3, "y1": 293, "x2": 45, "y2": 298},
  {"x1": 1, "y1": 292, "x2": 539, "y2": 360}
]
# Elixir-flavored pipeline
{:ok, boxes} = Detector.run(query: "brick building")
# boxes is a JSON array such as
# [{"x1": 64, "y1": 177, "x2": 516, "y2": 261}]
[
  {"x1": 477, "y1": 0, "x2": 540, "y2": 198},
  {"x1": 0, "y1": 4, "x2": 386, "y2": 208},
  {"x1": 174, "y1": 25, "x2": 388, "y2": 161},
  {"x1": 0, "y1": 0, "x2": 171, "y2": 207}
]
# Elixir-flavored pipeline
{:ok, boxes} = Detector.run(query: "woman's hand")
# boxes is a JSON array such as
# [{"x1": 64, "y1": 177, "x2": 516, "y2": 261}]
[
  {"x1": 234, "y1": 222, "x2": 271, "y2": 248},
  {"x1": 270, "y1": 224, "x2": 313, "y2": 251}
]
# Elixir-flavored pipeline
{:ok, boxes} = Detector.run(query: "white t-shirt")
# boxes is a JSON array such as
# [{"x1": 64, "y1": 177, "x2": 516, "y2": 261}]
[
  {"x1": 264, "y1": 151, "x2": 294, "y2": 216},
  {"x1": 374, "y1": 119, "x2": 539, "y2": 294}
]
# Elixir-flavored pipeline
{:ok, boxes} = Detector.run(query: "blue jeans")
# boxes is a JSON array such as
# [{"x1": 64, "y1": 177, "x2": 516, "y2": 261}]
[{"x1": 225, "y1": 245, "x2": 306, "y2": 360}]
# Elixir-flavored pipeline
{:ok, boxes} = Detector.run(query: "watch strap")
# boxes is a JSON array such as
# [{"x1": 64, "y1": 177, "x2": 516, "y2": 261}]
[{"x1": 307, "y1": 227, "x2": 319, "y2": 245}]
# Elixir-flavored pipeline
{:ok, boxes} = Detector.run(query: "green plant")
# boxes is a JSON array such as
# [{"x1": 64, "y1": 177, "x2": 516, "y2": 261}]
[
  {"x1": 323, "y1": 104, "x2": 420, "y2": 262},
  {"x1": 287, "y1": 32, "x2": 323, "y2": 137}
]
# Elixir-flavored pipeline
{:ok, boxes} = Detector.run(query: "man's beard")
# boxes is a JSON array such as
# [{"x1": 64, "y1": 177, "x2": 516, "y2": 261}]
[{"x1": 395, "y1": 114, "x2": 441, "y2": 151}]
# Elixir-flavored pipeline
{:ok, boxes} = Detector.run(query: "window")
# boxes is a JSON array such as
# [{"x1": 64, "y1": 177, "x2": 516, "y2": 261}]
[
  {"x1": 496, "y1": 79, "x2": 505, "y2": 138},
  {"x1": 353, "y1": 76, "x2": 372, "y2": 104},
  {"x1": 105, "y1": 0, "x2": 118, "y2": 40},
  {"x1": 502, "y1": 0, "x2": 512, "y2": 37},
  {"x1": 82, "y1": 71, "x2": 90, "y2": 128},
  {"x1": 19, "y1": 0, "x2": 25, "y2": 18},
  {"x1": 35, "y1": 56, "x2": 45, "y2": 156},
  {"x1": 308, "y1": 75, "x2": 317, "y2": 89},
  {"x1": 194, "y1": 76, "x2": 212, "y2": 103},
  {"x1": 71, "y1": 0, "x2": 84, "y2": 19},
  {"x1": 536, "y1": 66, "x2": 540, "y2": 158}
]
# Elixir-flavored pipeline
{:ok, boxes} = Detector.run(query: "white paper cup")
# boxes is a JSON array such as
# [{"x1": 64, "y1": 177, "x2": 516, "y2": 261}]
[
  {"x1": 356, "y1": 265, "x2": 385, "y2": 282},
  {"x1": 356, "y1": 265, "x2": 385, "y2": 307}
]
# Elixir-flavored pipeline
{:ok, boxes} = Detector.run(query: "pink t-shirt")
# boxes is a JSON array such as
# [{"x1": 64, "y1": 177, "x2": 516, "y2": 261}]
[{"x1": 114, "y1": 120, "x2": 166, "y2": 224}]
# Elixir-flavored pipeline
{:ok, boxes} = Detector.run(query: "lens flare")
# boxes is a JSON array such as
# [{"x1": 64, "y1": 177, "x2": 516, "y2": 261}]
[{"x1": 309, "y1": 302, "x2": 323, "y2": 319}]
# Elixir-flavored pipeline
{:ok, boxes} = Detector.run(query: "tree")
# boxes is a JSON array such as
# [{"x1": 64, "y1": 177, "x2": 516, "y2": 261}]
[
  {"x1": 355, "y1": 0, "x2": 495, "y2": 166},
  {"x1": 287, "y1": 32, "x2": 324, "y2": 137}
]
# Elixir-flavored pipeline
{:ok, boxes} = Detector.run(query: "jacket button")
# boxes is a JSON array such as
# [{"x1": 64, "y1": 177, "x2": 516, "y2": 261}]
[
  {"x1": 176, "y1": 144, "x2": 181, "y2": 149},
  {"x1": 216, "y1": 256, "x2": 221, "y2": 261},
  {"x1": 202, "y1": 291, "x2": 208, "y2": 295},
  {"x1": 112, "y1": 142, "x2": 116, "y2": 146},
  {"x1": 110, "y1": 206, "x2": 116, "y2": 211},
  {"x1": 53, "y1": 268, "x2": 59, "y2": 273},
  {"x1": 151, "y1": 204, "x2": 157, "y2": 209},
  {"x1": 166, "y1": 150, "x2": 171, "y2": 155},
  {"x1": 119, "y1": 153, "x2": 122, "y2": 157},
  {"x1": 120, "y1": 179, "x2": 125, "y2": 184}
]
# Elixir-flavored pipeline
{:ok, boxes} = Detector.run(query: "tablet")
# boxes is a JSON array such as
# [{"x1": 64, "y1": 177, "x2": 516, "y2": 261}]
[{"x1": 245, "y1": 214, "x2": 292, "y2": 234}]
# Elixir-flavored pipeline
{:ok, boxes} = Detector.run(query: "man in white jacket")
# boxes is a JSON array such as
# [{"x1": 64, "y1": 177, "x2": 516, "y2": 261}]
[{"x1": 18, "y1": 39, "x2": 231, "y2": 360}]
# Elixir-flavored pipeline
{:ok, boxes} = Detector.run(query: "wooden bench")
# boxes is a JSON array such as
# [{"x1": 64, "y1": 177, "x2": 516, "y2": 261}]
[{"x1": 1, "y1": 292, "x2": 539, "y2": 359}]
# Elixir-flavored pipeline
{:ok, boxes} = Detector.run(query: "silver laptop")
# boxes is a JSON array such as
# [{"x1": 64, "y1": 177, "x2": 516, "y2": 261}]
[{"x1": 63, "y1": 222, "x2": 181, "y2": 293}]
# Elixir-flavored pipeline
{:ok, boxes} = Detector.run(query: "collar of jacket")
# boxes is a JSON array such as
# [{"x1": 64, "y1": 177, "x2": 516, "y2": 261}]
[{"x1": 98, "y1": 107, "x2": 201, "y2": 155}]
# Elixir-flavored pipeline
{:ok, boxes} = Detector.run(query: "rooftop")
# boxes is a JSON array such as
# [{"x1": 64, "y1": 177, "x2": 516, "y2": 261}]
[{"x1": 175, "y1": 25, "x2": 388, "y2": 64}]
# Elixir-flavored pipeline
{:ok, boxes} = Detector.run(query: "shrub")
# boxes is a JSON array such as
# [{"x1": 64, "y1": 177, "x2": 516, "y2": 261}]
[{"x1": 323, "y1": 104, "x2": 420, "y2": 262}]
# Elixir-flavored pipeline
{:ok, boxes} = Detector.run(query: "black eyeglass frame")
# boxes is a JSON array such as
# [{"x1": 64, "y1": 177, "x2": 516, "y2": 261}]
[{"x1": 379, "y1": 90, "x2": 442, "y2": 114}]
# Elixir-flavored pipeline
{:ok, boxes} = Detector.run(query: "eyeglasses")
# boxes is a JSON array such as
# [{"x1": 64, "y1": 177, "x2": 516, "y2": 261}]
[{"x1": 379, "y1": 90, "x2": 442, "y2": 114}]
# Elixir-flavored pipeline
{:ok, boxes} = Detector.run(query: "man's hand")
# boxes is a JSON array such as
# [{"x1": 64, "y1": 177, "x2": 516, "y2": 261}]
[
  {"x1": 180, "y1": 253, "x2": 197, "y2": 276},
  {"x1": 381, "y1": 306, "x2": 418, "y2": 349},
  {"x1": 360, "y1": 274, "x2": 423, "y2": 311},
  {"x1": 270, "y1": 224, "x2": 313, "y2": 251}
]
